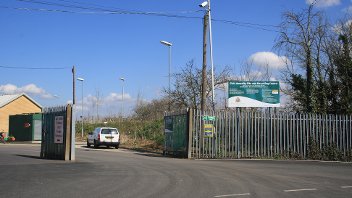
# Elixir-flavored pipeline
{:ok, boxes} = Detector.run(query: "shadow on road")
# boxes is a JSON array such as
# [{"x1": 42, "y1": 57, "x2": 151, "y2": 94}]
[
  {"x1": 133, "y1": 152, "x2": 166, "y2": 158},
  {"x1": 15, "y1": 154, "x2": 42, "y2": 159},
  {"x1": 15, "y1": 154, "x2": 63, "y2": 161},
  {"x1": 82, "y1": 146, "x2": 118, "y2": 150}
]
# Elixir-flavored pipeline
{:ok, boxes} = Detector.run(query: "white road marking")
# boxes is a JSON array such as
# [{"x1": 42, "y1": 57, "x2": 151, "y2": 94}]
[
  {"x1": 284, "y1": 188, "x2": 317, "y2": 192},
  {"x1": 341, "y1": 186, "x2": 352, "y2": 189},
  {"x1": 214, "y1": 193, "x2": 250, "y2": 197}
]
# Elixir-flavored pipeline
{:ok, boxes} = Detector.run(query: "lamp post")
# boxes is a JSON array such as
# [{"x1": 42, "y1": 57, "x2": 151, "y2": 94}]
[
  {"x1": 160, "y1": 40, "x2": 172, "y2": 111},
  {"x1": 120, "y1": 77, "x2": 125, "y2": 118},
  {"x1": 199, "y1": 0, "x2": 215, "y2": 110},
  {"x1": 77, "y1": 77, "x2": 84, "y2": 138}
]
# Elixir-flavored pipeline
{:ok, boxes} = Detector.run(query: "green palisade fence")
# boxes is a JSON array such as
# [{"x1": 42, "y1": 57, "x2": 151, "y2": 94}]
[
  {"x1": 165, "y1": 109, "x2": 352, "y2": 160},
  {"x1": 190, "y1": 110, "x2": 352, "y2": 160}
]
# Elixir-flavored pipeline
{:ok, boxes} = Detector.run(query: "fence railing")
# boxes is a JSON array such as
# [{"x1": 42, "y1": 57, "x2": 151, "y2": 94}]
[{"x1": 189, "y1": 109, "x2": 352, "y2": 160}]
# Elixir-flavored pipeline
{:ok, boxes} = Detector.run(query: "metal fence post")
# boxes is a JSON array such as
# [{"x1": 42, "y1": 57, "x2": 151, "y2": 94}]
[{"x1": 187, "y1": 109, "x2": 193, "y2": 159}]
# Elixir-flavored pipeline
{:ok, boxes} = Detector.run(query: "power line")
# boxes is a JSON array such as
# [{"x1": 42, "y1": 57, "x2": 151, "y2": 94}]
[
  {"x1": 14, "y1": 0, "x2": 280, "y2": 28},
  {"x1": 213, "y1": 19, "x2": 280, "y2": 28},
  {"x1": 1, "y1": 4, "x2": 203, "y2": 19},
  {"x1": 54, "y1": 0, "x2": 201, "y2": 15},
  {"x1": 17, "y1": 0, "x2": 118, "y2": 12},
  {"x1": 17, "y1": 0, "x2": 203, "y2": 14},
  {"x1": 16, "y1": 0, "x2": 202, "y2": 16},
  {"x1": 212, "y1": 19, "x2": 281, "y2": 33},
  {"x1": 0, "y1": 65, "x2": 71, "y2": 70},
  {"x1": 1, "y1": 1, "x2": 281, "y2": 32}
]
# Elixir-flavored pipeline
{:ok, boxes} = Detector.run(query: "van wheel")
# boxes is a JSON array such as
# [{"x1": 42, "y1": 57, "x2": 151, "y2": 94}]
[
  {"x1": 87, "y1": 140, "x2": 91, "y2": 148},
  {"x1": 115, "y1": 145, "x2": 119, "y2": 149},
  {"x1": 94, "y1": 140, "x2": 99, "y2": 148}
]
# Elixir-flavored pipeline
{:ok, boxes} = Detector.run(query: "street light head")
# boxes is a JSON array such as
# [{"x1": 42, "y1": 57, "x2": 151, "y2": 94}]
[
  {"x1": 77, "y1": 77, "x2": 84, "y2": 81},
  {"x1": 160, "y1": 40, "x2": 172, "y2": 46},
  {"x1": 199, "y1": 1, "x2": 208, "y2": 8}
]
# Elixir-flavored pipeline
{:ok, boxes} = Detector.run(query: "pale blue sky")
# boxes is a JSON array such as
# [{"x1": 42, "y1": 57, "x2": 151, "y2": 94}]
[{"x1": 0, "y1": 0, "x2": 350, "y2": 116}]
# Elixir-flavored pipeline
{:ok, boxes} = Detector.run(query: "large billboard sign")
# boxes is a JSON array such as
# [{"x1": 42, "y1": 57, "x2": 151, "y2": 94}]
[{"x1": 228, "y1": 81, "x2": 280, "y2": 108}]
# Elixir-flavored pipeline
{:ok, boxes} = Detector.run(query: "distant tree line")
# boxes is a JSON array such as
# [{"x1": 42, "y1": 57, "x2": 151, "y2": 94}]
[{"x1": 276, "y1": 4, "x2": 352, "y2": 114}]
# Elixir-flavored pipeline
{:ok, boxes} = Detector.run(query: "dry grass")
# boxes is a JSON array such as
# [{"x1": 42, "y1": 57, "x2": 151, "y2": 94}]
[
  {"x1": 75, "y1": 134, "x2": 163, "y2": 153},
  {"x1": 120, "y1": 134, "x2": 163, "y2": 153}
]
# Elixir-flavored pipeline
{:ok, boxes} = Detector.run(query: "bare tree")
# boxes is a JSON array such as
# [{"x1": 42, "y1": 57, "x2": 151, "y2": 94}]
[
  {"x1": 237, "y1": 60, "x2": 274, "y2": 81},
  {"x1": 94, "y1": 89, "x2": 103, "y2": 121},
  {"x1": 133, "y1": 97, "x2": 168, "y2": 120},
  {"x1": 164, "y1": 60, "x2": 232, "y2": 110},
  {"x1": 275, "y1": 4, "x2": 329, "y2": 113}
]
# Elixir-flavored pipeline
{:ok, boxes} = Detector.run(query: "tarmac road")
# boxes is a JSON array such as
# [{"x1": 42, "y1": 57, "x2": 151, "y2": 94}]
[{"x1": 0, "y1": 144, "x2": 351, "y2": 198}]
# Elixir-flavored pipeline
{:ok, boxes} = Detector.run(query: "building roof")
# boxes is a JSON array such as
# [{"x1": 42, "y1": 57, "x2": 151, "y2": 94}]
[{"x1": 0, "y1": 93, "x2": 42, "y2": 109}]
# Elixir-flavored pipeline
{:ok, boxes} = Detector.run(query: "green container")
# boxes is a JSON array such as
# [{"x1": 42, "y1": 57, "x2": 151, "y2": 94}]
[{"x1": 9, "y1": 114, "x2": 42, "y2": 141}]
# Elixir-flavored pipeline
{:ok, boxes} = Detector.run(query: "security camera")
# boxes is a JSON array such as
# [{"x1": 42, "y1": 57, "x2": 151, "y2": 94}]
[{"x1": 199, "y1": 1, "x2": 208, "y2": 8}]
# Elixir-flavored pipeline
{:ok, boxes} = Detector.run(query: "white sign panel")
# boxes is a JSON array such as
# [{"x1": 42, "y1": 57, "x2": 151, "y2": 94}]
[
  {"x1": 54, "y1": 116, "x2": 64, "y2": 144},
  {"x1": 228, "y1": 81, "x2": 280, "y2": 108}
]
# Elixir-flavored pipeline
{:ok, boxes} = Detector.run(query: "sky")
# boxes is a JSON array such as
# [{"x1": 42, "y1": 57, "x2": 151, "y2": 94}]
[{"x1": 0, "y1": 0, "x2": 351, "y2": 117}]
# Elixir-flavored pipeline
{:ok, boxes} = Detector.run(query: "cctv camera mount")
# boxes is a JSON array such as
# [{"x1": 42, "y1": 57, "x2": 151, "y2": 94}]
[{"x1": 199, "y1": 1, "x2": 208, "y2": 8}]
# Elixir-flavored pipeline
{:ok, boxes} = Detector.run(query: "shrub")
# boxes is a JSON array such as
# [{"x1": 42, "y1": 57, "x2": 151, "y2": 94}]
[
  {"x1": 308, "y1": 138, "x2": 321, "y2": 160},
  {"x1": 322, "y1": 143, "x2": 343, "y2": 161}
]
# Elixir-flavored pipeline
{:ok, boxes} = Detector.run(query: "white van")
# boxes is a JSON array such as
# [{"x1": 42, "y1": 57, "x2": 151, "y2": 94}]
[{"x1": 87, "y1": 127, "x2": 120, "y2": 149}]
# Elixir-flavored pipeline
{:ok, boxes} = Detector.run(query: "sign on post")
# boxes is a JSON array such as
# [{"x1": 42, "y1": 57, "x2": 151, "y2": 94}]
[
  {"x1": 164, "y1": 116, "x2": 173, "y2": 133},
  {"x1": 54, "y1": 116, "x2": 64, "y2": 143},
  {"x1": 202, "y1": 116, "x2": 216, "y2": 121},
  {"x1": 204, "y1": 124, "x2": 214, "y2": 138},
  {"x1": 228, "y1": 81, "x2": 280, "y2": 107}
]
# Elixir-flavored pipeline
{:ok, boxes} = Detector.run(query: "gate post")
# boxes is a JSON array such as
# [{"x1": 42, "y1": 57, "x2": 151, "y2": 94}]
[
  {"x1": 70, "y1": 105, "x2": 76, "y2": 161},
  {"x1": 65, "y1": 104, "x2": 72, "y2": 161},
  {"x1": 187, "y1": 109, "x2": 193, "y2": 159}
]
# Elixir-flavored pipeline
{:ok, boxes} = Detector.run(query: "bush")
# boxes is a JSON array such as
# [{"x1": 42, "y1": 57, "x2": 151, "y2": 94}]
[
  {"x1": 308, "y1": 138, "x2": 321, "y2": 160},
  {"x1": 346, "y1": 149, "x2": 352, "y2": 162},
  {"x1": 322, "y1": 143, "x2": 343, "y2": 161}
]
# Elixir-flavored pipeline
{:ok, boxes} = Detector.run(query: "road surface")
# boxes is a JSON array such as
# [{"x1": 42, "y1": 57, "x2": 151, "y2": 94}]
[{"x1": 0, "y1": 144, "x2": 351, "y2": 198}]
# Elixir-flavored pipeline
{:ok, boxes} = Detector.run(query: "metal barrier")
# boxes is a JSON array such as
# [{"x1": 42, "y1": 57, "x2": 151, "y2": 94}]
[
  {"x1": 189, "y1": 110, "x2": 352, "y2": 159},
  {"x1": 164, "y1": 110, "x2": 189, "y2": 157},
  {"x1": 40, "y1": 105, "x2": 73, "y2": 160},
  {"x1": 174, "y1": 109, "x2": 352, "y2": 159}
]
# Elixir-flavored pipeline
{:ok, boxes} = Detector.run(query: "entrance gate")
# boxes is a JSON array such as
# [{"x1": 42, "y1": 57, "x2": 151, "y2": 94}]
[{"x1": 40, "y1": 105, "x2": 74, "y2": 160}]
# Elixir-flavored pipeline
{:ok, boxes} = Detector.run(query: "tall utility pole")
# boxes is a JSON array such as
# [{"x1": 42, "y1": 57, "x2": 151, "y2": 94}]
[
  {"x1": 72, "y1": 66, "x2": 76, "y2": 105},
  {"x1": 200, "y1": 0, "x2": 215, "y2": 111},
  {"x1": 71, "y1": 66, "x2": 76, "y2": 161},
  {"x1": 201, "y1": 12, "x2": 209, "y2": 112}
]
